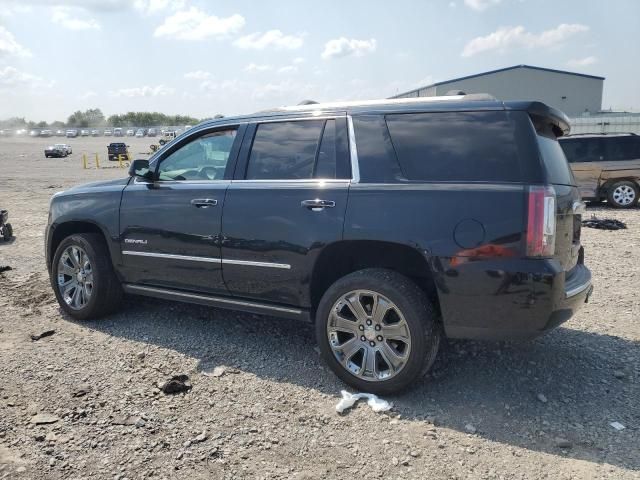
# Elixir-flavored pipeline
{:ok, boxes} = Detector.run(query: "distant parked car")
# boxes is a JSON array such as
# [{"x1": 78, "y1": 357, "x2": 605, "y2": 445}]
[
  {"x1": 66, "y1": 129, "x2": 78, "y2": 138},
  {"x1": 80, "y1": 129, "x2": 90, "y2": 136},
  {"x1": 29, "y1": 130, "x2": 39, "y2": 137},
  {"x1": 559, "y1": 133, "x2": 640, "y2": 208},
  {"x1": 135, "y1": 129, "x2": 145, "y2": 138},
  {"x1": 55, "y1": 129, "x2": 65, "y2": 136},
  {"x1": 55, "y1": 143, "x2": 72, "y2": 155},
  {"x1": 147, "y1": 128, "x2": 157, "y2": 137},
  {"x1": 107, "y1": 142, "x2": 129, "y2": 161},
  {"x1": 91, "y1": 129, "x2": 100, "y2": 137},
  {"x1": 104, "y1": 129, "x2": 113, "y2": 136},
  {"x1": 45, "y1": 145, "x2": 67, "y2": 158},
  {"x1": 126, "y1": 129, "x2": 135, "y2": 136},
  {"x1": 113, "y1": 128, "x2": 124, "y2": 137},
  {"x1": 158, "y1": 130, "x2": 177, "y2": 145},
  {"x1": 40, "y1": 129, "x2": 52, "y2": 137}
]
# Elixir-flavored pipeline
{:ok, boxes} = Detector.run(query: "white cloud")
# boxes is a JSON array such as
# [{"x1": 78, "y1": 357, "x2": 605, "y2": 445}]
[
  {"x1": 567, "y1": 56, "x2": 597, "y2": 67},
  {"x1": 278, "y1": 65, "x2": 298, "y2": 74},
  {"x1": 234, "y1": 30, "x2": 304, "y2": 50},
  {"x1": 4, "y1": 0, "x2": 131, "y2": 12},
  {"x1": 462, "y1": 24, "x2": 589, "y2": 57},
  {"x1": 321, "y1": 37, "x2": 377, "y2": 60},
  {"x1": 243, "y1": 63, "x2": 273, "y2": 72},
  {"x1": 0, "y1": 26, "x2": 31, "y2": 58},
  {"x1": 154, "y1": 7, "x2": 245, "y2": 41},
  {"x1": 184, "y1": 70, "x2": 211, "y2": 80},
  {"x1": 292, "y1": 57, "x2": 305, "y2": 64},
  {"x1": 80, "y1": 90, "x2": 97, "y2": 99},
  {"x1": 51, "y1": 6, "x2": 101, "y2": 30},
  {"x1": 464, "y1": 0, "x2": 501, "y2": 11},
  {"x1": 133, "y1": 0, "x2": 185, "y2": 15},
  {"x1": 110, "y1": 85, "x2": 175, "y2": 97},
  {"x1": 0, "y1": 66, "x2": 53, "y2": 90}
]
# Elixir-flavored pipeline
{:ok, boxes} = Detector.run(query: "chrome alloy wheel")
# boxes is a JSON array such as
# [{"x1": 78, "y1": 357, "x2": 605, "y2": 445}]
[
  {"x1": 612, "y1": 185, "x2": 636, "y2": 206},
  {"x1": 326, "y1": 290, "x2": 412, "y2": 382},
  {"x1": 57, "y1": 245, "x2": 93, "y2": 310}
]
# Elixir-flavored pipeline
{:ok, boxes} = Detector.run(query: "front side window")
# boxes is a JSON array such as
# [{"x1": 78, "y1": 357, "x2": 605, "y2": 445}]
[
  {"x1": 246, "y1": 120, "x2": 337, "y2": 180},
  {"x1": 604, "y1": 136, "x2": 640, "y2": 161},
  {"x1": 158, "y1": 128, "x2": 237, "y2": 181}
]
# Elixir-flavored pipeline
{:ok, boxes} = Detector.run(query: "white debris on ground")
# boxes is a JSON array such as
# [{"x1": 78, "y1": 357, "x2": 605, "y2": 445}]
[{"x1": 335, "y1": 390, "x2": 393, "y2": 414}]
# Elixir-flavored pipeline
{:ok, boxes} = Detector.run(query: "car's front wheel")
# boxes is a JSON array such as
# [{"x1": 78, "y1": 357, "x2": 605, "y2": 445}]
[
  {"x1": 607, "y1": 180, "x2": 639, "y2": 208},
  {"x1": 316, "y1": 268, "x2": 440, "y2": 394},
  {"x1": 51, "y1": 233, "x2": 123, "y2": 320}
]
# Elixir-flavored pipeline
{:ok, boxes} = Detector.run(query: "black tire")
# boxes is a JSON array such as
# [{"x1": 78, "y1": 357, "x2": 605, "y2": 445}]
[
  {"x1": 607, "y1": 181, "x2": 639, "y2": 209},
  {"x1": 3, "y1": 223, "x2": 12, "y2": 241},
  {"x1": 50, "y1": 233, "x2": 123, "y2": 320},
  {"x1": 159, "y1": 139, "x2": 166, "y2": 145},
  {"x1": 315, "y1": 268, "x2": 440, "y2": 395}
]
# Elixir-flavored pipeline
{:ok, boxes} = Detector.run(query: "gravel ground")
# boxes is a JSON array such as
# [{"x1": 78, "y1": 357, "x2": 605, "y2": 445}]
[{"x1": 0, "y1": 136, "x2": 638, "y2": 479}]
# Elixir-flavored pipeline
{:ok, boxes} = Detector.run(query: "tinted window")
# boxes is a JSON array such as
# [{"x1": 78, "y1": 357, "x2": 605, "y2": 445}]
[
  {"x1": 537, "y1": 136, "x2": 575, "y2": 186},
  {"x1": 385, "y1": 111, "x2": 521, "y2": 182},
  {"x1": 559, "y1": 138, "x2": 603, "y2": 163},
  {"x1": 604, "y1": 136, "x2": 640, "y2": 161},
  {"x1": 352, "y1": 115, "x2": 404, "y2": 183},
  {"x1": 314, "y1": 120, "x2": 336, "y2": 178},
  {"x1": 158, "y1": 129, "x2": 236, "y2": 181},
  {"x1": 246, "y1": 120, "x2": 324, "y2": 180}
]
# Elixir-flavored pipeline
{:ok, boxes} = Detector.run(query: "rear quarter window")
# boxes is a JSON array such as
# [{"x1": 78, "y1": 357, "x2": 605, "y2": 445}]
[
  {"x1": 537, "y1": 136, "x2": 575, "y2": 186},
  {"x1": 385, "y1": 111, "x2": 522, "y2": 182}
]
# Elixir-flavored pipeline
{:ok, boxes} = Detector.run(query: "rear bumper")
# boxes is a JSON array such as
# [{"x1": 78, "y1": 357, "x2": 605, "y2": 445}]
[{"x1": 439, "y1": 257, "x2": 592, "y2": 341}]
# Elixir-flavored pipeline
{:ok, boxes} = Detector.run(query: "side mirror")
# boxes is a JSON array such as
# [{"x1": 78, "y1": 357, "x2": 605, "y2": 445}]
[{"x1": 129, "y1": 159, "x2": 152, "y2": 180}]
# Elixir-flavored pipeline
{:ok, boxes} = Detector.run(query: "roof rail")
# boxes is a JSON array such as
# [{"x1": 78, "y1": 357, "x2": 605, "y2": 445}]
[
  {"x1": 563, "y1": 132, "x2": 637, "y2": 137},
  {"x1": 263, "y1": 93, "x2": 497, "y2": 113}
]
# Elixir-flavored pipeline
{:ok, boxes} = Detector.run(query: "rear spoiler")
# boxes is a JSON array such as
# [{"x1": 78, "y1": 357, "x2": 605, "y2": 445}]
[{"x1": 506, "y1": 101, "x2": 571, "y2": 138}]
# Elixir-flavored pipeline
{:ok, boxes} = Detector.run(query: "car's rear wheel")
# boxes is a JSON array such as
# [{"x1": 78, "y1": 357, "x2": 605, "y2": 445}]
[
  {"x1": 51, "y1": 233, "x2": 123, "y2": 320},
  {"x1": 316, "y1": 268, "x2": 440, "y2": 394},
  {"x1": 607, "y1": 181, "x2": 639, "y2": 208}
]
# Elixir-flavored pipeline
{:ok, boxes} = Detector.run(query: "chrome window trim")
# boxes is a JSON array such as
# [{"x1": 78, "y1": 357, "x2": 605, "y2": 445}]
[
  {"x1": 125, "y1": 284, "x2": 302, "y2": 315},
  {"x1": 346, "y1": 115, "x2": 360, "y2": 184},
  {"x1": 122, "y1": 250, "x2": 291, "y2": 269},
  {"x1": 349, "y1": 182, "x2": 525, "y2": 192}
]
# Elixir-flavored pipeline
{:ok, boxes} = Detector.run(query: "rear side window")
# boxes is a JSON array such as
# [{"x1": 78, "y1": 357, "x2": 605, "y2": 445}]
[
  {"x1": 246, "y1": 120, "x2": 337, "y2": 180},
  {"x1": 537, "y1": 136, "x2": 575, "y2": 186},
  {"x1": 385, "y1": 111, "x2": 522, "y2": 182},
  {"x1": 559, "y1": 138, "x2": 604, "y2": 163},
  {"x1": 604, "y1": 136, "x2": 640, "y2": 161}
]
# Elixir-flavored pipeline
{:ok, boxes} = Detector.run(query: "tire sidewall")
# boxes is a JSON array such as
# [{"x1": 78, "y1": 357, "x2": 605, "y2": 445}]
[
  {"x1": 50, "y1": 234, "x2": 104, "y2": 320},
  {"x1": 608, "y1": 181, "x2": 639, "y2": 209},
  {"x1": 315, "y1": 270, "x2": 433, "y2": 394}
]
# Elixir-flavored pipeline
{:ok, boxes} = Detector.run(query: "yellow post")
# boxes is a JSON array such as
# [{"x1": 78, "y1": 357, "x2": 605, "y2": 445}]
[
  {"x1": 95, "y1": 153, "x2": 100, "y2": 169},
  {"x1": 118, "y1": 154, "x2": 123, "y2": 168},
  {"x1": 82, "y1": 153, "x2": 87, "y2": 169}
]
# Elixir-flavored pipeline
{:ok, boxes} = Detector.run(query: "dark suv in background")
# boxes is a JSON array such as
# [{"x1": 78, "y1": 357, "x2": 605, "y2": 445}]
[
  {"x1": 45, "y1": 95, "x2": 592, "y2": 393},
  {"x1": 560, "y1": 133, "x2": 640, "y2": 208}
]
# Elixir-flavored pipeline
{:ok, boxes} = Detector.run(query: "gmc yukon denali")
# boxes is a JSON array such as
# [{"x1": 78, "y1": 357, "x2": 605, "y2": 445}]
[{"x1": 45, "y1": 95, "x2": 593, "y2": 393}]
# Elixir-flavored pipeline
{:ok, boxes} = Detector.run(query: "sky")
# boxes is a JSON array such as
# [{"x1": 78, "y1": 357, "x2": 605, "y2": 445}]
[{"x1": 0, "y1": 0, "x2": 638, "y2": 122}]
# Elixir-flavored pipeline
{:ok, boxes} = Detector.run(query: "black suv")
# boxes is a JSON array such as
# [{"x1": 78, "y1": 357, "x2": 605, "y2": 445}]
[
  {"x1": 46, "y1": 96, "x2": 592, "y2": 393},
  {"x1": 107, "y1": 142, "x2": 129, "y2": 162}
]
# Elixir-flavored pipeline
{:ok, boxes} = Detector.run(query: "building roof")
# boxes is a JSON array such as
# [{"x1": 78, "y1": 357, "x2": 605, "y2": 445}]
[{"x1": 392, "y1": 64, "x2": 605, "y2": 98}]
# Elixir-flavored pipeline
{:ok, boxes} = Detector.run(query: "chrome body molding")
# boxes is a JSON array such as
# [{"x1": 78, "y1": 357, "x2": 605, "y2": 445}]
[
  {"x1": 122, "y1": 250, "x2": 290, "y2": 269},
  {"x1": 123, "y1": 284, "x2": 304, "y2": 316}
]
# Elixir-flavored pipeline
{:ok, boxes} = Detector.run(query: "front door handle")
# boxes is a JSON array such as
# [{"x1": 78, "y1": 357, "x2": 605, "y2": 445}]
[
  {"x1": 301, "y1": 199, "x2": 336, "y2": 211},
  {"x1": 191, "y1": 198, "x2": 218, "y2": 208}
]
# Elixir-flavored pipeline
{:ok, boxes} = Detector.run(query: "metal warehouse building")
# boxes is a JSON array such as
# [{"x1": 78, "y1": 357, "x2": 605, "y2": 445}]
[{"x1": 391, "y1": 64, "x2": 604, "y2": 118}]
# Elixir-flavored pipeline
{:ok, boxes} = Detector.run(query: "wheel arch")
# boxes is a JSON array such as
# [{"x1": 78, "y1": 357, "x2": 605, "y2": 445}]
[
  {"x1": 47, "y1": 220, "x2": 111, "y2": 270},
  {"x1": 599, "y1": 177, "x2": 640, "y2": 195},
  {"x1": 309, "y1": 240, "x2": 440, "y2": 315}
]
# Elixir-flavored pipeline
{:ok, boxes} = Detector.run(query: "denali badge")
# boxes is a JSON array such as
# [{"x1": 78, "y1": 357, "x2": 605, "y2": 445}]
[{"x1": 124, "y1": 238, "x2": 148, "y2": 245}]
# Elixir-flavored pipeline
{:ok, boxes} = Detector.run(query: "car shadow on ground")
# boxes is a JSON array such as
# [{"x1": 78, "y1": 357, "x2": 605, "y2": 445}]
[{"x1": 76, "y1": 296, "x2": 639, "y2": 471}]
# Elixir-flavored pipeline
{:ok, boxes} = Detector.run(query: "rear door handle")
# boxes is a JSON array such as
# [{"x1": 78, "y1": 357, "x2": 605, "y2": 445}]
[
  {"x1": 301, "y1": 199, "x2": 336, "y2": 211},
  {"x1": 190, "y1": 198, "x2": 218, "y2": 208}
]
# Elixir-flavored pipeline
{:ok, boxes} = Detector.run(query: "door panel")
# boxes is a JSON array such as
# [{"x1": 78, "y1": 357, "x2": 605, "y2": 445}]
[
  {"x1": 119, "y1": 181, "x2": 228, "y2": 294},
  {"x1": 571, "y1": 163, "x2": 602, "y2": 198},
  {"x1": 221, "y1": 180, "x2": 349, "y2": 306}
]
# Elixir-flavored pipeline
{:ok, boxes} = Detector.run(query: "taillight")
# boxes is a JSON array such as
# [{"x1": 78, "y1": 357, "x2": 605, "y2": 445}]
[{"x1": 526, "y1": 185, "x2": 556, "y2": 257}]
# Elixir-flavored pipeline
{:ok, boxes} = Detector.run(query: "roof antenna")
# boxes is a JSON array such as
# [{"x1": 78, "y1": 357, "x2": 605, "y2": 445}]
[
  {"x1": 444, "y1": 90, "x2": 466, "y2": 96},
  {"x1": 297, "y1": 100, "x2": 319, "y2": 105}
]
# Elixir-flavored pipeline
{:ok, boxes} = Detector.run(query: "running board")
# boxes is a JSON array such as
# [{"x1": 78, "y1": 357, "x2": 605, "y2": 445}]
[{"x1": 122, "y1": 284, "x2": 310, "y2": 322}]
